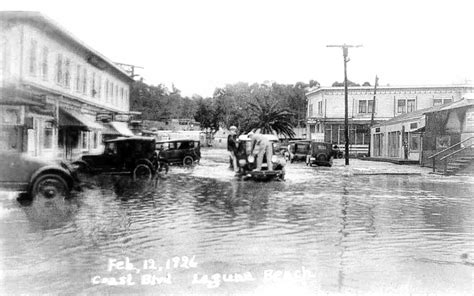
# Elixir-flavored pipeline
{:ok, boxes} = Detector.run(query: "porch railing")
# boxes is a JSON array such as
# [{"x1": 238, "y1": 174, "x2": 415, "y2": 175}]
[{"x1": 428, "y1": 136, "x2": 474, "y2": 173}]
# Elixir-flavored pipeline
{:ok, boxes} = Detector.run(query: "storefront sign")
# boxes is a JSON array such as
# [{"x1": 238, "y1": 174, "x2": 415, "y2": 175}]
[
  {"x1": 114, "y1": 114, "x2": 130, "y2": 122},
  {"x1": 96, "y1": 113, "x2": 113, "y2": 122}
]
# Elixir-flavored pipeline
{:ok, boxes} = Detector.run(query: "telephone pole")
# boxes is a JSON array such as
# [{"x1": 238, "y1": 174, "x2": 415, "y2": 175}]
[
  {"x1": 368, "y1": 75, "x2": 379, "y2": 157},
  {"x1": 326, "y1": 44, "x2": 362, "y2": 165}
]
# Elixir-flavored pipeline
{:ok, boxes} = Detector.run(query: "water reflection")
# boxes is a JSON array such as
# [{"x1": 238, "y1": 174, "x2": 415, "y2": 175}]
[{"x1": 0, "y1": 158, "x2": 472, "y2": 295}]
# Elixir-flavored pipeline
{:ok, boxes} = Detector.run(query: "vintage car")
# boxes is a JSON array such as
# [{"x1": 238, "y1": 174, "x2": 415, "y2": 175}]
[
  {"x1": 306, "y1": 141, "x2": 336, "y2": 167},
  {"x1": 73, "y1": 136, "x2": 159, "y2": 180},
  {"x1": 287, "y1": 140, "x2": 311, "y2": 162},
  {"x1": 155, "y1": 139, "x2": 201, "y2": 166},
  {"x1": 0, "y1": 152, "x2": 78, "y2": 199},
  {"x1": 235, "y1": 134, "x2": 286, "y2": 180}
]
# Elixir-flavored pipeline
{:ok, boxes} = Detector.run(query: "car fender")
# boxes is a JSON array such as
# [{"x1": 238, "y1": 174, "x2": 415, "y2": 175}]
[
  {"x1": 134, "y1": 158, "x2": 155, "y2": 171},
  {"x1": 28, "y1": 165, "x2": 74, "y2": 192}
]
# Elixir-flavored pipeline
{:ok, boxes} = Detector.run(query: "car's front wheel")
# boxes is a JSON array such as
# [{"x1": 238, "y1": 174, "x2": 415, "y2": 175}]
[
  {"x1": 183, "y1": 156, "x2": 194, "y2": 166},
  {"x1": 30, "y1": 174, "x2": 69, "y2": 199},
  {"x1": 133, "y1": 164, "x2": 152, "y2": 181}
]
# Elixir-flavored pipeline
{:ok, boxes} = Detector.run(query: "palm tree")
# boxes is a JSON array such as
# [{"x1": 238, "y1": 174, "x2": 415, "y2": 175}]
[{"x1": 243, "y1": 96, "x2": 296, "y2": 138}]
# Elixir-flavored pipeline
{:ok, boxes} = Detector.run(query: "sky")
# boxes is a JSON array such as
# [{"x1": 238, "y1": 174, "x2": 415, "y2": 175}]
[{"x1": 1, "y1": 0, "x2": 473, "y2": 97}]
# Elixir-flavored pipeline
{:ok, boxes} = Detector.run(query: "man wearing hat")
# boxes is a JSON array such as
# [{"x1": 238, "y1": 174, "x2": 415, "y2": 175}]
[{"x1": 227, "y1": 126, "x2": 239, "y2": 172}]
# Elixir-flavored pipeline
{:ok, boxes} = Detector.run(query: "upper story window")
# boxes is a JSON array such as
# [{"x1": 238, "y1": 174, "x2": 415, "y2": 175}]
[
  {"x1": 358, "y1": 100, "x2": 374, "y2": 114},
  {"x1": 407, "y1": 99, "x2": 415, "y2": 112},
  {"x1": 433, "y1": 98, "x2": 452, "y2": 106},
  {"x1": 317, "y1": 101, "x2": 323, "y2": 115},
  {"x1": 55, "y1": 53, "x2": 63, "y2": 84},
  {"x1": 397, "y1": 99, "x2": 406, "y2": 113},
  {"x1": 64, "y1": 58, "x2": 71, "y2": 88},
  {"x1": 91, "y1": 72, "x2": 96, "y2": 98},
  {"x1": 29, "y1": 39, "x2": 37, "y2": 76},
  {"x1": 82, "y1": 68, "x2": 87, "y2": 94},
  {"x1": 309, "y1": 104, "x2": 313, "y2": 116},
  {"x1": 105, "y1": 79, "x2": 109, "y2": 102},
  {"x1": 97, "y1": 75, "x2": 102, "y2": 99},
  {"x1": 40, "y1": 46, "x2": 48, "y2": 80},
  {"x1": 75, "y1": 65, "x2": 81, "y2": 92}
]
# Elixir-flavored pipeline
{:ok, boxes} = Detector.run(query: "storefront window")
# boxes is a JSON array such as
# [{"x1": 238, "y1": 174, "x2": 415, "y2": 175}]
[
  {"x1": 43, "y1": 122, "x2": 53, "y2": 149},
  {"x1": 81, "y1": 131, "x2": 89, "y2": 150},
  {"x1": 409, "y1": 134, "x2": 420, "y2": 151}
]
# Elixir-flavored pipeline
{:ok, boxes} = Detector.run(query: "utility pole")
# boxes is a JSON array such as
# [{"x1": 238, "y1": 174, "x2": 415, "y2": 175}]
[
  {"x1": 327, "y1": 44, "x2": 362, "y2": 165},
  {"x1": 114, "y1": 62, "x2": 144, "y2": 79},
  {"x1": 368, "y1": 75, "x2": 379, "y2": 157}
]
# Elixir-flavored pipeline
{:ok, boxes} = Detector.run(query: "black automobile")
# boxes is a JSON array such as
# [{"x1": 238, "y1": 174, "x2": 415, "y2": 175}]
[
  {"x1": 0, "y1": 152, "x2": 78, "y2": 199},
  {"x1": 287, "y1": 140, "x2": 311, "y2": 162},
  {"x1": 235, "y1": 134, "x2": 286, "y2": 180},
  {"x1": 155, "y1": 139, "x2": 201, "y2": 166},
  {"x1": 73, "y1": 137, "x2": 159, "y2": 180},
  {"x1": 306, "y1": 141, "x2": 336, "y2": 167}
]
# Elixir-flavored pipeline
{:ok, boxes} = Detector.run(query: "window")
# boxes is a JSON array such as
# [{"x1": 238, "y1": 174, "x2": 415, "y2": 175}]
[
  {"x1": 97, "y1": 75, "x2": 102, "y2": 99},
  {"x1": 40, "y1": 47, "x2": 48, "y2": 80},
  {"x1": 29, "y1": 39, "x2": 37, "y2": 75},
  {"x1": 64, "y1": 58, "x2": 71, "y2": 88},
  {"x1": 310, "y1": 125, "x2": 315, "y2": 133},
  {"x1": 309, "y1": 104, "x2": 313, "y2": 116},
  {"x1": 43, "y1": 122, "x2": 53, "y2": 149},
  {"x1": 105, "y1": 79, "x2": 109, "y2": 101},
  {"x1": 317, "y1": 101, "x2": 323, "y2": 115},
  {"x1": 91, "y1": 72, "x2": 96, "y2": 97},
  {"x1": 409, "y1": 134, "x2": 420, "y2": 151},
  {"x1": 92, "y1": 131, "x2": 98, "y2": 149},
  {"x1": 358, "y1": 100, "x2": 374, "y2": 113},
  {"x1": 410, "y1": 122, "x2": 418, "y2": 129},
  {"x1": 82, "y1": 68, "x2": 87, "y2": 93},
  {"x1": 81, "y1": 131, "x2": 89, "y2": 150},
  {"x1": 433, "y1": 98, "x2": 453, "y2": 106},
  {"x1": 359, "y1": 100, "x2": 367, "y2": 113},
  {"x1": 407, "y1": 99, "x2": 416, "y2": 113},
  {"x1": 397, "y1": 99, "x2": 406, "y2": 113},
  {"x1": 115, "y1": 85, "x2": 119, "y2": 105},
  {"x1": 56, "y1": 53, "x2": 63, "y2": 84},
  {"x1": 76, "y1": 65, "x2": 81, "y2": 92}
]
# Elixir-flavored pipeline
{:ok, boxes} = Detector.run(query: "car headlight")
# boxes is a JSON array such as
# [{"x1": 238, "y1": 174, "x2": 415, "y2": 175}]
[
  {"x1": 248, "y1": 155, "x2": 255, "y2": 163},
  {"x1": 271, "y1": 155, "x2": 278, "y2": 163}
]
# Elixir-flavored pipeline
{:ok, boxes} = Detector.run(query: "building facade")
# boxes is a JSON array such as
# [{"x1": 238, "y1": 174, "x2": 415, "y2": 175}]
[
  {"x1": 306, "y1": 85, "x2": 473, "y2": 156},
  {"x1": 0, "y1": 11, "x2": 135, "y2": 160}
]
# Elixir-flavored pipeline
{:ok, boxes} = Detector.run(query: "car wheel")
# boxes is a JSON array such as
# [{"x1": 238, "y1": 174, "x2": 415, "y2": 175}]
[
  {"x1": 30, "y1": 174, "x2": 69, "y2": 199},
  {"x1": 183, "y1": 156, "x2": 194, "y2": 166},
  {"x1": 133, "y1": 164, "x2": 152, "y2": 181}
]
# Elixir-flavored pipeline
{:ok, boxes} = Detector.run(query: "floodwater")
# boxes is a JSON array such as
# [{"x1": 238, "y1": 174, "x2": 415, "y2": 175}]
[{"x1": 0, "y1": 149, "x2": 473, "y2": 295}]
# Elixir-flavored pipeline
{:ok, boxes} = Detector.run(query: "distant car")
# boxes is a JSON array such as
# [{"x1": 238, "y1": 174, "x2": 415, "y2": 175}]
[
  {"x1": 73, "y1": 136, "x2": 159, "y2": 180},
  {"x1": 287, "y1": 140, "x2": 311, "y2": 162},
  {"x1": 235, "y1": 134, "x2": 286, "y2": 180},
  {"x1": 0, "y1": 152, "x2": 77, "y2": 199},
  {"x1": 306, "y1": 142, "x2": 336, "y2": 167},
  {"x1": 155, "y1": 139, "x2": 201, "y2": 166}
]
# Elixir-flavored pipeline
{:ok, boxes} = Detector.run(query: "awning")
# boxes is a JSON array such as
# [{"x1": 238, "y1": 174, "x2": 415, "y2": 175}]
[
  {"x1": 102, "y1": 121, "x2": 134, "y2": 136},
  {"x1": 59, "y1": 108, "x2": 103, "y2": 130}
]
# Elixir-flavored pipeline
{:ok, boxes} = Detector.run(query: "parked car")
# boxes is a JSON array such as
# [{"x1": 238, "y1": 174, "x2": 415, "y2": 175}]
[
  {"x1": 287, "y1": 140, "x2": 311, "y2": 162},
  {"x1": 73, "y1": 136, "x2": 159, "y2": 180},
  {"x1": 306, "y1": 141, "x2": 336, "y2": 167},
  {"x1": 235, "y1": 134, "x2": 286, "y2": 180},
  {"x1": 155, "y1": 139, "x2": 201, "y2": 166},
  {"x1": 0, "y1": 152, "x2": 78, "y2": 199}
]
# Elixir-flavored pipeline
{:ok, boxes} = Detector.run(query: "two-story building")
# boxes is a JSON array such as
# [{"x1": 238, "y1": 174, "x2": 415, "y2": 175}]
[
  {"x1": 0, "y1": 11, "x2": 135, "y2": 160},
  {"x1": 306, "y1": 85, "x2": 474, "y2": 156}
]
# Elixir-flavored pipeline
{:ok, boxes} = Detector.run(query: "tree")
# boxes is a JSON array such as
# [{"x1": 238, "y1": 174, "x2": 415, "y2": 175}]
[
  {"x1": 332, "y1": 80, "x2": 360, "y2": 87},
  {"x1": 194, "y1": 98, "x2": 219, "y2": 132},
  {"x1": 243, "y1": 96, "x2": 296, "y2": 138}
]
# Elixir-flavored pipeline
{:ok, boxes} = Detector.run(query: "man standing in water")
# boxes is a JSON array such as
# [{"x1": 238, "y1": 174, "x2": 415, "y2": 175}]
[
  {"x1": 248, "y1": 130, "x2": 273, "y2": 171},
  {"x1": 227, "y1": 126, "x2": 239, "y2": 172}
]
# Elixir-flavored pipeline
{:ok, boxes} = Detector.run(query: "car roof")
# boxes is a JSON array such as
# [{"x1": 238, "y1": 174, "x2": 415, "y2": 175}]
[{"x1": 104, "y1": 136, "x2": 155, "y2": 143}]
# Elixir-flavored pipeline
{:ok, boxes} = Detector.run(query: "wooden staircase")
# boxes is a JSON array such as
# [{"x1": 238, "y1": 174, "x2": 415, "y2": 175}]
[
  {"x1": 444, "y1": 153, "x2": 474, "y2": 175},
  {"x1": 429, "y1": 137, "x2": 474, "y2": 176}
]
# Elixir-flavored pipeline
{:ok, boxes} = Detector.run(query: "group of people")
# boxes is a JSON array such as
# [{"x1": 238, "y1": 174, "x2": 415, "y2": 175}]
[{"x1": 227, "y1": 126, "x2": 274, "y2": 173}]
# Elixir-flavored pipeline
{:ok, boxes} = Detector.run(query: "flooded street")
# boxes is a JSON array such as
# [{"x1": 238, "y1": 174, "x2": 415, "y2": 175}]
[{"x1": 0, "y1": 149, "x2": 473, "y2": 295}]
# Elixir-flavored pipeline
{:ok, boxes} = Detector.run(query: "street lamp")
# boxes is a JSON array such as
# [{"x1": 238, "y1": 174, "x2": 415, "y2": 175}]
[{"x1": 327, "y1": 44, "x2": 362, "y2": 165}]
